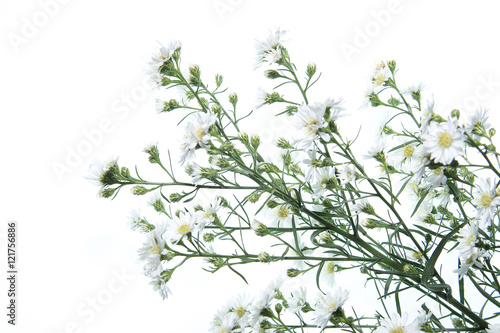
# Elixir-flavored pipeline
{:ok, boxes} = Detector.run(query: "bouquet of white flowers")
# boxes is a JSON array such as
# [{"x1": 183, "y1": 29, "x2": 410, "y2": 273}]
[{"x1": 89, "y1": 29, "x2": 500, "y2": 333}]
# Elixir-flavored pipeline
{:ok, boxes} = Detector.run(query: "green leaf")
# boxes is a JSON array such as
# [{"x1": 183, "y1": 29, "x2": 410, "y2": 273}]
[{"x1": 422, "y1": 221, "x2": 466, "y2": 284}]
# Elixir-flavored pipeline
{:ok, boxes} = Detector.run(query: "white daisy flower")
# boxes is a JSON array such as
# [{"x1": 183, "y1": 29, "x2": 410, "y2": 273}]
[
  {"x1": 196, "y1": 199, "x2": 222, "y2": 231},
  {"x1": 339, "y1": 164, "x2": 357, "y2": 185},
  {"x1": 312, "y1": 288, "x2": 349, "y2": 330},
  {"x1": 424, "y1": 166, "x2": 447, "y2": 189},
  {"x1": 179, "y1": 112, "x2": 217, "y2": 164},
  {"x1": 472, "y1": 178, "x2": 500, "y2": 226},
  {"x1": 456, "y1": 221, "x2": 479, "y2": 258},
  {"x1": 351, "y1": 198, "x2": 375, "y2": 215},
  {"x1": 419, "y1": 96, "x2": 436, "y2": 133},
  {"x1": 186, "y1": 162, "x2": 204, "y2": 184},
  {"x1": 255, "y1": 27, "x2": 288, "y2": 67},
  {"x1": 227, "y1": 293, "x2": 252, "y2": 327},
  {"x1": 261, "y1": 202, "x2": 293, "y2": 228},
  {"x1": 248, "y1": 288, "x2": 277, "y2": 327},
  {"x1": 415, "y1": 308, "x2": 432, "y2": 328},
  {"x1": 286, "y1": 287, "x2": 307, "y2": 314},
  {"x1": 303, "y1": 149, "x2": 323, "y2": 181},
  {"x1": 293, "y1": 102, "x2": 330, "y2": 149},
  {"x1": 390, "y1": 140, "x2": 423, "y2": 171},
  {"x1": 374, "y1": 312, "x2": 420, "y2": 333},
  {"x1": 149, "y1": 275, "x2": 171, "y2": 299},
  {"x1": 320, "y1": 261, "x2": 338, "y2": 286},
  {"x1": 422, "y1": 117, "x2": 466, "y2": 165},
  {"x1": 454, "y1": 248, "x2": 490, "y2": 280},
  {"x1": 210, "y1": 312, "x2": 239, "y2": 333},
  {"x1": 145, "y1": 70, "x2": 163, "y2": 90},
  {"x1": 410, "y1": 154, "x2": 430, "y2": 184},
  {"x1": 466, "y1": 107, "x2": 491, "y2": 136},
  {"x1": 311, "y1": 167, "x2": 336, "y2": 201},
  {"x1": 364, "y1": 137, "x2": 387, "y2": 161},
  {"x1": 165, "y1": 212, "x2": 197, "y2": 244},
  {"x1": 149, "y1": 40, "x2": 181, "y2": 72},
  {"x1": 372, "y1": 61, "x2": 391, "y2": 87},
  {"x1": 138, "y1": 222, "x2": 168, "y2": 277}
]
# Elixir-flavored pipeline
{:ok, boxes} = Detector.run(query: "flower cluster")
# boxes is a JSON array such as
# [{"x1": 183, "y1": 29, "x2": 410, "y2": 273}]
[{"x1": 90, "y1": 29, "x2": 500, "y2": 332}]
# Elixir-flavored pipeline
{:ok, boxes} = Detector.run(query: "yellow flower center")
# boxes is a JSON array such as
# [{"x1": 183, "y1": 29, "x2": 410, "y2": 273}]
[
  {"x1": 373, "y1": 73, "x2": 386, "y2": 86},
  {"x1": 412, "y1": 251, "x2": 422, "y2": 260},
  {"x1": 235, "y1": 306, "x2": 246, "y2": 318},
  {"x1": 306, "y1": 119, "x2": 320, "y2": 135},
  {"x1": 438, "y1": 132, "x2": 453, "y2": 148},
  {"x1": 150, "y1": 245, "x2": 161, "y2": 255},
  {"x1": 390, "y1": 327, "x2": 405, "y2": 333},
  {"x1": 177, "y1": 223, "x2": 190, "y2": 235},
  {"x1": 466, "y1": 234, "x2": 475, "y2": 246},
  {"x1": 466, "y1": 256, "x2": 474, "y2": 265},
  {"x1": 481, "y1": 193, "x2": 493, "y2": 208},
  {"x1": 194, "y1": 128, "x2": 206, "y2": 141},
  {"x1": 403, "y1": 145, "x2": 415, "y2": 158},
  {"x1": 433, "y1": 167, "x2": 443, "y2": 176},
  {"x1": 327, "y1": 300, "x2": 336, "y2": 312},
  {"x1": 326, "y1": 262, "x2": 336, "y2": 274},
  {"x1": 277, "y1": 206, "x2": 289, "y2": 219}
]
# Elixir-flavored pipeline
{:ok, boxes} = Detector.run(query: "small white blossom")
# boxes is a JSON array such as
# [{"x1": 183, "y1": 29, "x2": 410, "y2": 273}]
[
  {"x1": 149, "y1": 40, "x2": 181, "y2": 72},
  {"x1": 466, "y1": 107, "x2": 491, "y2": 135},
  {"x1": 312, "y1": 288, "x2": 349, "y2": 330},
  {"x1": 179, "y1": 112, "x2": 217, "y2": 164},
  {"x1": 472, "y1": 178, "x2": 500, "y2": 226},
  {"x1": 138, "y1": 222, "x2": 168, "y2": 277},
  {"x1": 456, "y1": 221, "x2": 479, "y2": 258},
  {"x1": 293, "y1": 102, "x2": 330, "y2": 149},
  {"x1": 339, "y1": 164, "x2": 357, "y2": 185},
  {"x1": 374, "y1": 312, "x2": 420, "y2": 333},
  {"x1": 149, "y1": 275, "x2": 171, "y2": 299},
  {"x1": 255, "y1": 27, "x2": 288, "y2": 67},
  {"x1": 164, "y1": 212, "x2": 197, "y2": 244},
  {"x1": 311, "y1": 167, "x2": 335, "y2": 201},
  {"x1": 287, "y1": 287, "x2": 307, "y2": 314},
  {"x1": 422, "y1": 117, "x2": 466, "y2": 165}
]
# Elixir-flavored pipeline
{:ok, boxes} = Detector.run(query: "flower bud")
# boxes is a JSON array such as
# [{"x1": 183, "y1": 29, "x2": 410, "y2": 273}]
[
  {"x1": 251, "y1": 135, "x2": 260, "y2": 149},
  {"x1": 275, "y1": 303, "x2": 283, "y2": 315},
  {"x1": 215, "y1": 74, "x2": 223, "y2": 87},
  {"x1": 451, "y1": 109, "x2": 460, "y2": 119},
  {"x1": 265, "y1": 69, "x2": 281, "y2": 79},
  {"x1": 276, "y1": 137, "x2": 293, "y2": 149},
  {"x1": 238, "y1": 132, "x2": 249, "y2": 145},
  {"x1": 489, "y1": 128, "x2": 496, "y2": 137},
  {"x1": 306, "y1": 62, "x2": 317, "y2": 77},
  {"x1": 144, "y1": 144, "x2": 160, "y2": 163},
  {"x1": 100, "y1": 187, "x2": 117, "y2": 198},
  {"x1": 252, "y1": 221, "x2": 269, "y2": 237},
  {"x1": 287, "y1": 268, "x2": 301, "y2": 278},
  {"x1": 248, "y1": 192, "x2": 261, "y2": 203},
  {"x1": 229, "y1": 92, "x2": 238, "y2": 105},
  {"x1": 203, "y1": 233, "x2": 215, "y2": 242},
  {"x1": 131, "y1": 186, "x2": 148, "y2": 195},
  {"x1": 258, "y1": 252, "x2": 272, "y2": 263},
  {"x1": 169, "y1": 193, "x2": 183, "y2": 202}
]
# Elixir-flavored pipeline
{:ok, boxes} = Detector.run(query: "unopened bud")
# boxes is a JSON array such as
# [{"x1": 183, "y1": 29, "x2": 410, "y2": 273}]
[{"x1": 131, "y1": 186, "x2": 148, "y2": 195}]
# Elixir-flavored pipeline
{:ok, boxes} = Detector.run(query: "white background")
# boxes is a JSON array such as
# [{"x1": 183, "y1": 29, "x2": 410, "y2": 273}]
[{"x1": 1, "y1": 0, "x2": 500, "y2": 332}]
